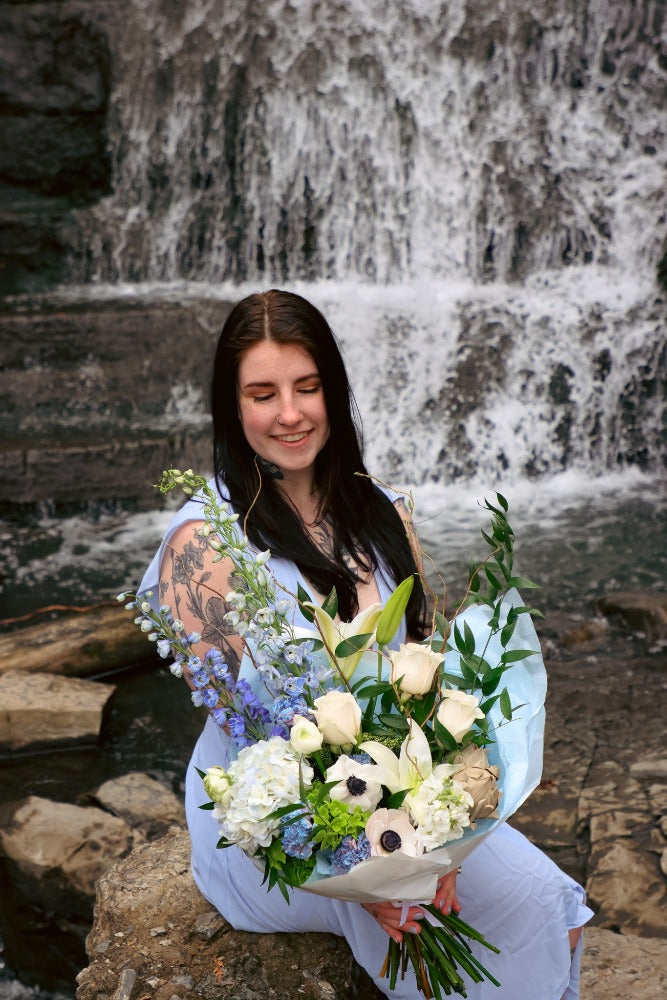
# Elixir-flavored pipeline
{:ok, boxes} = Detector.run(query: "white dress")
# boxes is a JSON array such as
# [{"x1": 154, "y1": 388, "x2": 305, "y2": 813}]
[{"x1": 139, "y1": 482, "x2": 593, "y2": 999}]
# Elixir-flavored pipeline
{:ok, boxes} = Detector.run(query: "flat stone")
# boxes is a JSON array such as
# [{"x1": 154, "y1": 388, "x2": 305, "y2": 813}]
[
  {"x1": 91, "y1": 772, "x2": 185, "y2": 840},
  {"x1": 586, "y1": 839, "x2": 666, "y2": 936},
  {"x1": 597, "y1": 591, "x2": 667, "y2": 650},
  {"x1": 0, "y1": 670, "x2": 115, "y2": 749},
  {"x1": 0, "y1": 795, "x2": 138, "y2": 897},
  {"x1": 580, "y1": 928, "x2": 667, "y2": 999},
  {"x1": 560, "y1": 619, "x2": 608, "y2": 650},
  {"x1": 629, "y1": 758, "x2": 667, "y2": 780}
]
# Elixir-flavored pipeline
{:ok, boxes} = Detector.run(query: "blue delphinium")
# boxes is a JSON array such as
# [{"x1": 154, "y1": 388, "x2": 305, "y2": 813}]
[
  {"x1": 227, "y1": 712, "x2": 250, "y2": 748},
  {"x1": 330, "y1": 833, "x2": 371, "y2": 875},
  {"x1": 235, "y1": 679, "x2": 272, "y2": 726}
]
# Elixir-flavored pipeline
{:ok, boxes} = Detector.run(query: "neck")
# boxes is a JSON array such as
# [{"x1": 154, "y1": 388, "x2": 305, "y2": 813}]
[{"x1": 276, "y1": 470, "x2": 320, "y2": 523}]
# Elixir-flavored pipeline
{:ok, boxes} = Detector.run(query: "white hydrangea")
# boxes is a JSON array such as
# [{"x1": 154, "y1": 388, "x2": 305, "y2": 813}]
[
  {"x1": 213, "y1": 737, "x2": 313, "y2": 855},
  {"x1": 404, "y1": 768, "x2": 474, "y2": 851}
]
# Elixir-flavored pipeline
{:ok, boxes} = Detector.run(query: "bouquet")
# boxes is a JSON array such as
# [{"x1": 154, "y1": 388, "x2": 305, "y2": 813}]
[{"x1": 122, "y1": 469, "x2": 546, "y2": 998}]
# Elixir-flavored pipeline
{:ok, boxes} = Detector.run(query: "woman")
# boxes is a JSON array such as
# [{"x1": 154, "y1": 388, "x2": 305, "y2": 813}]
[{"x1": 139, "y1": 289, "x2": 591, "y2": 998}]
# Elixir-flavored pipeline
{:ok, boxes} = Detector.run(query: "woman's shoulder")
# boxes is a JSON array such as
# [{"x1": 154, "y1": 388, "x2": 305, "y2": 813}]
[{"x1": 138, "y1": 475, "x2": 232, "y2": 604}]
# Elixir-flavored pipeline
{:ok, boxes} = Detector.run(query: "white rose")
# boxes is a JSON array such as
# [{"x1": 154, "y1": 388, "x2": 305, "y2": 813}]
[
  {"x1": 203, "y1": 765, "x2": 233, "y2": 806},
  {"x1": 389, "y1": 642, "x2": 442, "y2": 696},
  {"x1": 436, "y1": 689, "x2": 485, "y2": 743},
  {"x1": 312, "y1": 690, "x2": 362, "y2": 746},
  {"x1": 290, "y1": 715, "x2": 324, "y2": 754}
]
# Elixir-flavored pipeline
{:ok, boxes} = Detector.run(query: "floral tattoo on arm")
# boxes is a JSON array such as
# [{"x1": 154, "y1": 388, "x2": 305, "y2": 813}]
[{"x1": 160, "y1": 532, "x2": 241, "y2": 679}]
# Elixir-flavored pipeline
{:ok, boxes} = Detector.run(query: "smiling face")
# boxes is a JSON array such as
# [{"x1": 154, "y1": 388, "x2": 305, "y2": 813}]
[{"x1": 237, "y1": 340, "x2": 330, "y2": 485}]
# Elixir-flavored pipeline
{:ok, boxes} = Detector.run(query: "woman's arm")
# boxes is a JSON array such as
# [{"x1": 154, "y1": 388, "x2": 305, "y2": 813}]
[{"x1": 158, "y1": 519, "x2": 245, "y2": 688}]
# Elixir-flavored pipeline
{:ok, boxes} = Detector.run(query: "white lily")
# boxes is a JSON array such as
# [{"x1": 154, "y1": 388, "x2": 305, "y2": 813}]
[
  {"x1": 359, "y1": 720, "x2": 434, "y2": 795},
  {"x1": 305, "y1": 601, "x2": 383, "y2": 681}
]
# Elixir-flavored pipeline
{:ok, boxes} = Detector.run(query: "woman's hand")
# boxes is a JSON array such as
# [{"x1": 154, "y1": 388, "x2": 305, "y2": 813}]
[{"x1": 362, "y1": 870, "x2": 460, "y2": 942}]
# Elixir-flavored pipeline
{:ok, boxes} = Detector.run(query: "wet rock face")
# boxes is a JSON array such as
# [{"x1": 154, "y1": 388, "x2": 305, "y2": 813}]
[
  {"x1": 0, "y1": 3, "x2": 112, "y2": 293},
  {"x1": 0, "y1": 297, "x2": 230, "y2": 507},
  {"x1": 1, "y1": 1, "x2": 665, "y2": 290}
]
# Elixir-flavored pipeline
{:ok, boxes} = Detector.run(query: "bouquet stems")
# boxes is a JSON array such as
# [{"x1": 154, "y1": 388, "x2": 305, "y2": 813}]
[{"x1": 382, "y1": 905, "x2": 500, "y2": 997}]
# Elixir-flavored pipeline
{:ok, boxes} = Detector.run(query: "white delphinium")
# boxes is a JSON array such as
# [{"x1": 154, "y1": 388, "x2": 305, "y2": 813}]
[{"x1": 213, "y1": 737, "x2": 313, "y2": 855}]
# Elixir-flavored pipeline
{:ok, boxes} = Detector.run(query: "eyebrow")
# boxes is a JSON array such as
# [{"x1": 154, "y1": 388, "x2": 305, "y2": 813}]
[{"x1": 241, "y1": 373, "x2": 321, "y2": 389}]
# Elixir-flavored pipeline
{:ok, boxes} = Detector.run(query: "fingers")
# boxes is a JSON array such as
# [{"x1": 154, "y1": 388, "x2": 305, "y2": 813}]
[
  {"x1": 362, "y1": 900, "x2": 424, "y2": 942},
  {"x1": 433, "y1": 869, "x2": 462, "y2": 914}
]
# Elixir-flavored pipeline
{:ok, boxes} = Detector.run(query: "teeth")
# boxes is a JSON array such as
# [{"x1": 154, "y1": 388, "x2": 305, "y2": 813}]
[{"x1": 277, "y1": 432, "x2": 308, "y2": 442}]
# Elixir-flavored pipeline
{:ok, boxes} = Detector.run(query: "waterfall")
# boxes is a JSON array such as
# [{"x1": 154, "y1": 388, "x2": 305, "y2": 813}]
[
  {"x1": 2, "y1": 0, "x2": 664, "y2": 496},
  {"x1": 67, "y1": 0, "x2": 666, "y2": 287}
]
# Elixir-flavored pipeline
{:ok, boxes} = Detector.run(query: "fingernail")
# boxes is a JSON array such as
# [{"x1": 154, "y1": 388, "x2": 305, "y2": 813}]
[{"x1": 438, "y1": 899, "x2": 444, "y2": 909}]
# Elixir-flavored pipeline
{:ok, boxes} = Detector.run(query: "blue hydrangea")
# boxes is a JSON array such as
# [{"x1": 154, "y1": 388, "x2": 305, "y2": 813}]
[
  {"x1": 271, "y1": 724, "x2": 289, "y2": 740},
  {"x1": 191, "y1": 668, "x2": 210, "y2": 689},
  {"x1": 281, "y1": 814, "x2": 314, "y2": 859},
  {"x1": 330, "y1": 834, "x2": 371, "y2": 875},
  {"x1": 272, "y1": 694, "x2": 309, "y2": 726}
]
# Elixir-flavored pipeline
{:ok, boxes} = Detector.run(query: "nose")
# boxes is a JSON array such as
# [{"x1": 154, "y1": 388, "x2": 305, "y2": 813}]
[{"x1": 277, "y1": 392, "x2": 302, "y2": 426}]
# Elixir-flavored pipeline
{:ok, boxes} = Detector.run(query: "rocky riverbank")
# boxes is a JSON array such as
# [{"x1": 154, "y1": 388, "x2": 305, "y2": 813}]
[{"x1": 0, "y1": 592, "x2": 665, "y2": 996}]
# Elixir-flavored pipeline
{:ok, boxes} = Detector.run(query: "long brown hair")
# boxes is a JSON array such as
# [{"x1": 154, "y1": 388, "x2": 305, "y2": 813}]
[{"x1": 211, "y1": 289, "x2": 426, "y2": 634}]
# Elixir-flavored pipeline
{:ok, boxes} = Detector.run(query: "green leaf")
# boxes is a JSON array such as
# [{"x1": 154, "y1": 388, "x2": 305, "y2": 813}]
[
  {"x1": 322, "y1": 586, "x2": 339, "y2": 619},
  {"x1": 433, "y1": 715, "x2": 459, "y2": 750},
  {"x1": 297, "y1": 583, "x2": 315, "y2": 622},
  {"x1": 355, "y1": 681, "x2": 391, "y2": 699},
  {"x1": 506, "y1": 576, "x2": 540, "y2": 590},
  {"x1": 335, "y1": 632, "x2": 373, "y2": 657},
  {"x1": 375, "y1": 575, "x2": 414, "y2": 646},
  {"x1": 499, "y1": 687, "x2": 512, "y2": 720},
  {"x1": 501, "y1": 648, "x2": 537, "y2": 663},
  {"x1": 480, "y1": 694, "x2": 500, "y2": 715},
  {"x1": 198, "y1": 801, "x2": 215, "y2": 810},
  {"x1": 485, "y1": 566, "x2": 502, "y2": 592},
  {"x1": 434, "y1": 610, "x2": 450, "y2": 638},
  {"x1": 377, "y1": 713, "x2": 410, "y2": 731},
  {"x1": 480, "y1": 666, "x2": 505, "y2": 696},
  {"x1": 508, "y1": 605, "x2": 544, "y2": 619},
  {"x1": 386, "y1": 789, "x2": 408, "y2": 809},
  {"x1": 460, "y1": 658, "x2": 478, "y2": 685},
  {"x1": 411, "y1": 690, "x2": 437, "y2": 725},
  {"x1": 463, "y1": 620, "x2": 476, "y2": 654},
  {"x1": 500, "y1": 619, "x2": 517, "y2": 647},
  {"x1": 441, "y1": 671, "x2": 471, "y2": 689},
  {"x1": 495, "y1": 558, "x2": 512, "y2": 583},
  {"x1": 496, "y1": 492, "x2": 509, "y2": 512},
  {"x1": 194, "y1": 766, "x2": 207, "y2": 779}
]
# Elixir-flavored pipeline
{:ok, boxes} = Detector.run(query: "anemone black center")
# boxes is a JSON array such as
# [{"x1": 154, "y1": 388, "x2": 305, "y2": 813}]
[
  {"x1": 346, "y1": 776, "x2": 368, "y2": 796},
  {"x1": 379, "y1": 830, "x2": 402, "y2": 852}
]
